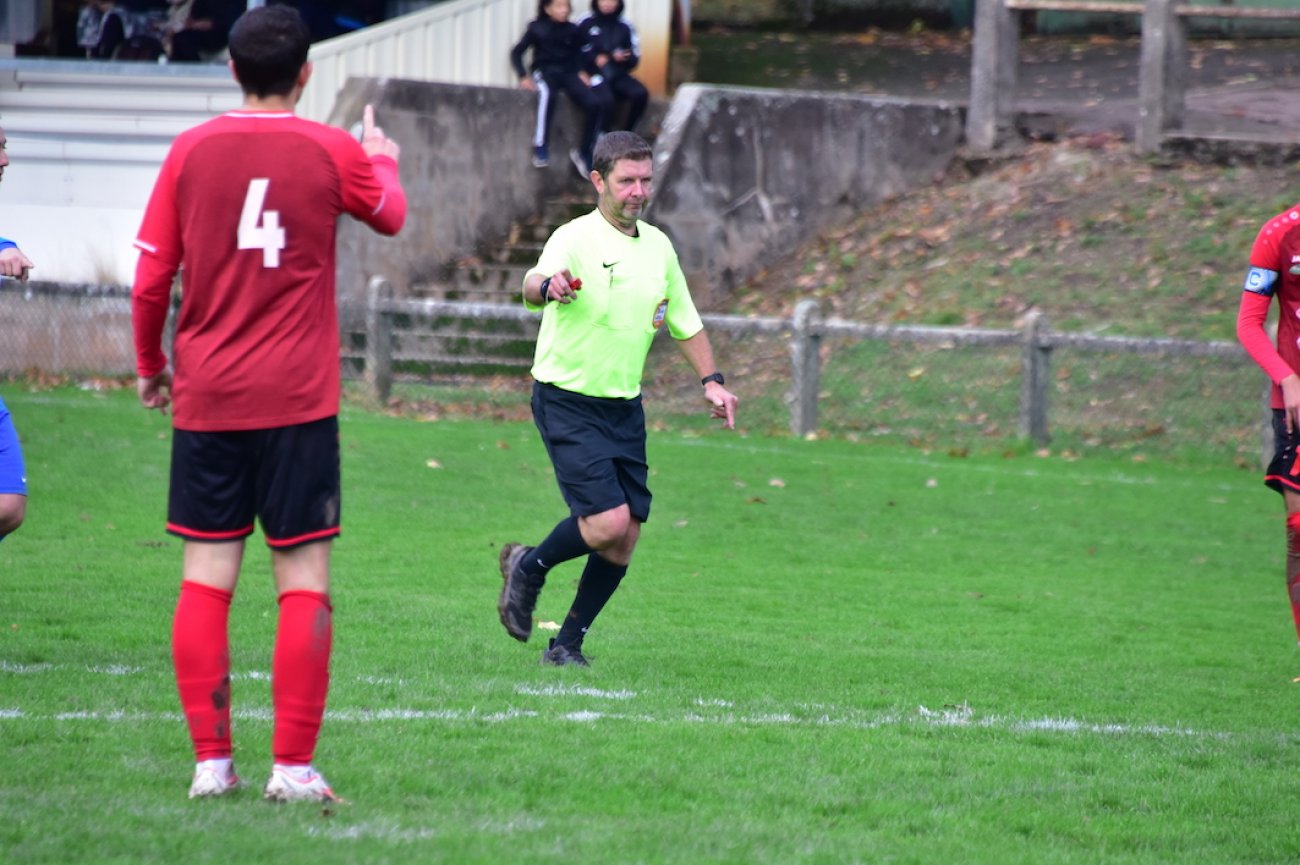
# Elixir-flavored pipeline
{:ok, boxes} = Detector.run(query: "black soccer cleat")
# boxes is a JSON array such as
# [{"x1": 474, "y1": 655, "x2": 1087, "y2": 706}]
[
  {"x1": 540, "y1": 638, "x2": 589, "y2": 668},
  {"x1": 497, "y1": 543, "x2": 543, "y2": 642}
]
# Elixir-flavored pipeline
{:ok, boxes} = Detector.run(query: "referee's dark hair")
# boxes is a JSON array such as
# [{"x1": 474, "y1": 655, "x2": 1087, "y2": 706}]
[
  {"x1": 229, "y1": 5, "x2": 312, "y2": 99},
  {"x1": 593, "y1": 131, "x2": 653, "y2": 179}
]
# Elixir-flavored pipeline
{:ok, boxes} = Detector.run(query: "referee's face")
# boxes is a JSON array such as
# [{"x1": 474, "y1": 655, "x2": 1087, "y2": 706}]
[{"x1": 596, "y1": 157, "x2": 652, "y2": 232}]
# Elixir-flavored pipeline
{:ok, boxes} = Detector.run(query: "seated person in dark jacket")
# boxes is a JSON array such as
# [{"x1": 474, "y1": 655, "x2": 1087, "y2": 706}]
[
  {"x1": 168, "y1": 0, "x2": 241, "y2": 61},
  {"x1": 511, "y1": 0, "x2": 611, "y2": 175},
  {"x1": 78, "y1": 0, "x2": 129, "y2": 59},
  {"x1": 578, "y1": 0, "x2": 648, "y2": 134}
]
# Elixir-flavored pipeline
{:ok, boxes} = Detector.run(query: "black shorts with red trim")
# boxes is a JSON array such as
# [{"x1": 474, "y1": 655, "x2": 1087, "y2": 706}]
[
  {"x1": 531, "y1": 381, "x2": 652, "y2": 522},
  {"x1": 167, "y1": 415, "x2": 341, "y2": 549},
  {"x1": 1266, "y1": 409, "x2": 1300, "y2": 496}
]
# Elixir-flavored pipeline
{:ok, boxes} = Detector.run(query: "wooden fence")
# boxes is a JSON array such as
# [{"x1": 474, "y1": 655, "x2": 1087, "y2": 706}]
[
  {"x1": 356, "y1": 276, "x2": 1253, "y2": 446},
  {"x1": 967, "y1": 0, "x2": 1300, "y2": 153}
]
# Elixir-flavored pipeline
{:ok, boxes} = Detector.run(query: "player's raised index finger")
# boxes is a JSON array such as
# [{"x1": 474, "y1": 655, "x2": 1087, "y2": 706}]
[{"x1": 363, "y1": 105, "x2": 376, "y2": 137}]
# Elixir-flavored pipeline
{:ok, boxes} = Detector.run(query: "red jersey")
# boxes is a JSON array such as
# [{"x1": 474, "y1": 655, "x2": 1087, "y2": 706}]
[
  {"x1": 1238, "y1": 204, "x2": 1300, "y2": 409},
  {"x1": 132, "y1": 110, "x2": 405, "y2": 431}
]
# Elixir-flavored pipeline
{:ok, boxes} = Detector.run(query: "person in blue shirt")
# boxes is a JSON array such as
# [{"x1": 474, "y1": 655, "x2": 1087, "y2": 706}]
[{"x1": 0, "y1": 125, "x2": 30, "y2": 540}]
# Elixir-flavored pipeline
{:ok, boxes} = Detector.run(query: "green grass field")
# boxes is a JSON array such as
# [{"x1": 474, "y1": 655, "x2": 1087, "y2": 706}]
[{"x1": 2, "y1": 385, "x2": 1298, "y2": 864}]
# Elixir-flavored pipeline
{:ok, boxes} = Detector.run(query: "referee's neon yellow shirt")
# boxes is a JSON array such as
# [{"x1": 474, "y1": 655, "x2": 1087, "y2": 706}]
[{"x1": 524, "y1": 210, "x2": 704, "y2": 399}]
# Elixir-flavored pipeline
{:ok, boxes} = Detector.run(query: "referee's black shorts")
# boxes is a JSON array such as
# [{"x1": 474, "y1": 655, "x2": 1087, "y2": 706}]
[
  {"x1": 1266, "y1": 409, "x2": 1300, "y2": 497},
  {"x1": 532, "y1": 381, "x2": 651, "y2": 522},
  {"x1": 167, "y1": 415, "x2": 341, "y2": 549}
]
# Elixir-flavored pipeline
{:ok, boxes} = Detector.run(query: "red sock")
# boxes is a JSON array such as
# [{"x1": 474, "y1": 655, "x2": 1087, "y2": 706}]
[
  {"x1": 272, "y1": 590, "x2": 333, "y2": 765},
  {"x1": 172, "y1": 580, "x2": 234, "y2": 762},
  {"x1": 1286, "y1": 514, "x2": 1300, "y2": 643}
]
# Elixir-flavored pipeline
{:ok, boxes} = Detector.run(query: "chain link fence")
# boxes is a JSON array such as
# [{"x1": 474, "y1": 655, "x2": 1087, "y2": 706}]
[{"x1": 0, "y1": 279, "x2": 1269, "y2": 463}]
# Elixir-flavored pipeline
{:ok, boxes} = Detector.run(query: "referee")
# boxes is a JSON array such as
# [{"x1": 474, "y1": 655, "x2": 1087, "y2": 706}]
[{"x1": 498, "y1": 130, "x2": 739, "y2": 666}]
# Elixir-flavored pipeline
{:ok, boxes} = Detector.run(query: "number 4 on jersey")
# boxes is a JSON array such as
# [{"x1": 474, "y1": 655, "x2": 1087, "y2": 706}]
[{"x1": 238, "y1": 178, "x2": 286, "y2": 268}]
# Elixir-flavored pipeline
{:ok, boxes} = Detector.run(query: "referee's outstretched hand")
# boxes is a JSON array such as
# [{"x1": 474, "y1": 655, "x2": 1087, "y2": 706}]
[
  {"x1": 359, "y1": 105, "x2": 400, "y2": 162},
  {"x1": 704, "y1": 382, "x2": 738, "y2": 430}
]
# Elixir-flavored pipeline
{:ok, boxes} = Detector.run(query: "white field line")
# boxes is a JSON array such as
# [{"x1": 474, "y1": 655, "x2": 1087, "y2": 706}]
[
  {"x1": 0, "y1": 699, "x2": 1231, "y2": 741},
  {"x1": 0, "y1": 664, "x2": 1240, "y2": 739}
]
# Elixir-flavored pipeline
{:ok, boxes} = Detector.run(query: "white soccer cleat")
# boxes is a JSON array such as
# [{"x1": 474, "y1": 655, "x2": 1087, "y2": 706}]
[
  {"x1": 263, "y1": 764, "x2": 339, "y2": 803},
  {"x1": 188, "y1": 759, "x2": 240, "y2": 799}
]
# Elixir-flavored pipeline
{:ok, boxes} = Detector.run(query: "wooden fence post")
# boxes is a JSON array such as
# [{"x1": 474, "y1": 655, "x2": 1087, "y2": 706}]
[
  {"x1": 1137, "y1": 0, "x2": 1183, "y2": 153},
  {"x1": 365, "y1": 275, "x2": 393, "y2": 406},
  {"x1": 789, "y1": 299, "x2": 823, "y2": 437},
  {"x1": 967, "y1": 0, "x2": 1019, "y2": 152},
  {"x1": 1019, "y1": 310, "x2": 1051, "y2": 445}
]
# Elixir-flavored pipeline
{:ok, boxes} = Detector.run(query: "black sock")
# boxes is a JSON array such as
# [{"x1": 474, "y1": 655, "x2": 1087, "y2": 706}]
[
  {"x1": 523, "y1": 516, "x2": 592, "y2": 581},
  {"x1": 555, "y1": 553, "x2": 627, "y2": 648}
]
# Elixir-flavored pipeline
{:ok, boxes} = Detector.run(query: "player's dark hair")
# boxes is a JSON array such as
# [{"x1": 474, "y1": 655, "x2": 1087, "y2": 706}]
[
  {"x1": 593, "y1": 131, "x2": 652, "y2": 178},
  {"x1": 536, "y1": 0, "x2": 557, "y2": 17},
  {"x1": 228, "y1": 5, "x2": 311, "y2": 99}
]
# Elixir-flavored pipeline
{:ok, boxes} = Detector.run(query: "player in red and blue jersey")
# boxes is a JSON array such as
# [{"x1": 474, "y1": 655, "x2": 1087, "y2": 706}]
[
  {"x1": 1237, "y1": 203, "x2": 1300, "y2": 646},
  {"x1": 132, "y1": 4, "x2": 405, "y2": 803}
]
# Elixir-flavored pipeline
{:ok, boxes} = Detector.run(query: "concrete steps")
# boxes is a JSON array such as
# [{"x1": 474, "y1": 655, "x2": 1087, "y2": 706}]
[{"x1": 390, "y1": 187, "x2": 592, "y2": 374}]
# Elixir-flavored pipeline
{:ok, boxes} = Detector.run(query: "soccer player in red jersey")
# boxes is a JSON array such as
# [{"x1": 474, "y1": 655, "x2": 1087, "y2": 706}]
[
  {"x1": 1238, "y1": 204, "x2": 1300, "y2": 647},
  {"x1": 131, "y1": 4, "x2": 406, "y2": 802}
]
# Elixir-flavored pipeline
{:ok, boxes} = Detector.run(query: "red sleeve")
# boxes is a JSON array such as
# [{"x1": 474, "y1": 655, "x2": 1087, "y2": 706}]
[
  {"x1": 334, "y1": 135, "x2": 406, "y2": 236},
  {"x1": 132, "y1": 252, "x2": 175, "y2": 377},
  {"x1": 364, "y1": 154, "x2": 406, "y2": 236},
  {"x1": 1237, "y1": 290, "x2": 1294, "y2": 385},
  {"x1": 132, "y1": 149, "x2": 183, "y2": 377}
]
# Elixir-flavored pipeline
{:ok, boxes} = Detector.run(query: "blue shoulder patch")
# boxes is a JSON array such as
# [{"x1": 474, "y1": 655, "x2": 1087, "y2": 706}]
[{"x1": 1245, "y1": 266, "x2": 1279, "y2": 296}]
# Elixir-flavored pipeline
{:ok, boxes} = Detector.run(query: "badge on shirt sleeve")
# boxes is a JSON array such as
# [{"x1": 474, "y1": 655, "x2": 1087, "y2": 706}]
[{"x1": 652, "y1": 299, "x2": 668, "y2": 329}]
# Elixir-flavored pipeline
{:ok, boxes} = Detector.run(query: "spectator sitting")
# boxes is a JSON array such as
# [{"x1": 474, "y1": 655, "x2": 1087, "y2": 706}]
[
  {"x1": 579, "y1": 0, "x2": 648, "y2": 134},
  {"x1": 76, "y1": 2, "x2": 104, "y2": 55},
  {"x1": 77, "y1": 0, "x2": 129, "y2": 59},
  {"x1": 167, "y1": 0, "x2": 242, "y2": 62},
  {"x1": 511, "y1": 0, "x2": 611, "y2": 176},
  {"x1": 158, "y1": 0, "x2": 195, "y2": 60}
]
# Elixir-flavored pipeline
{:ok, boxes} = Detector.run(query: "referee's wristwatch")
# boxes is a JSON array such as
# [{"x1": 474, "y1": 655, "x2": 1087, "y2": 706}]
[{"x1": 701, "y1": 372, "x2": 725, "y2": 387}]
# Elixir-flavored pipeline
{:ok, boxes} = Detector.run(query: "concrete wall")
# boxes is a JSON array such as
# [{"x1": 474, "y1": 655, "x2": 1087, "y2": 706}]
[
  {"x1": 649, "y1": 85, "x2": 962, "y2": 307},
  {"x1": 328, "y1": 76, "x2": 604, "y2": 305},
  {"x1": 331, "y1": 78, "x2": 964, "y2": 309}
]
